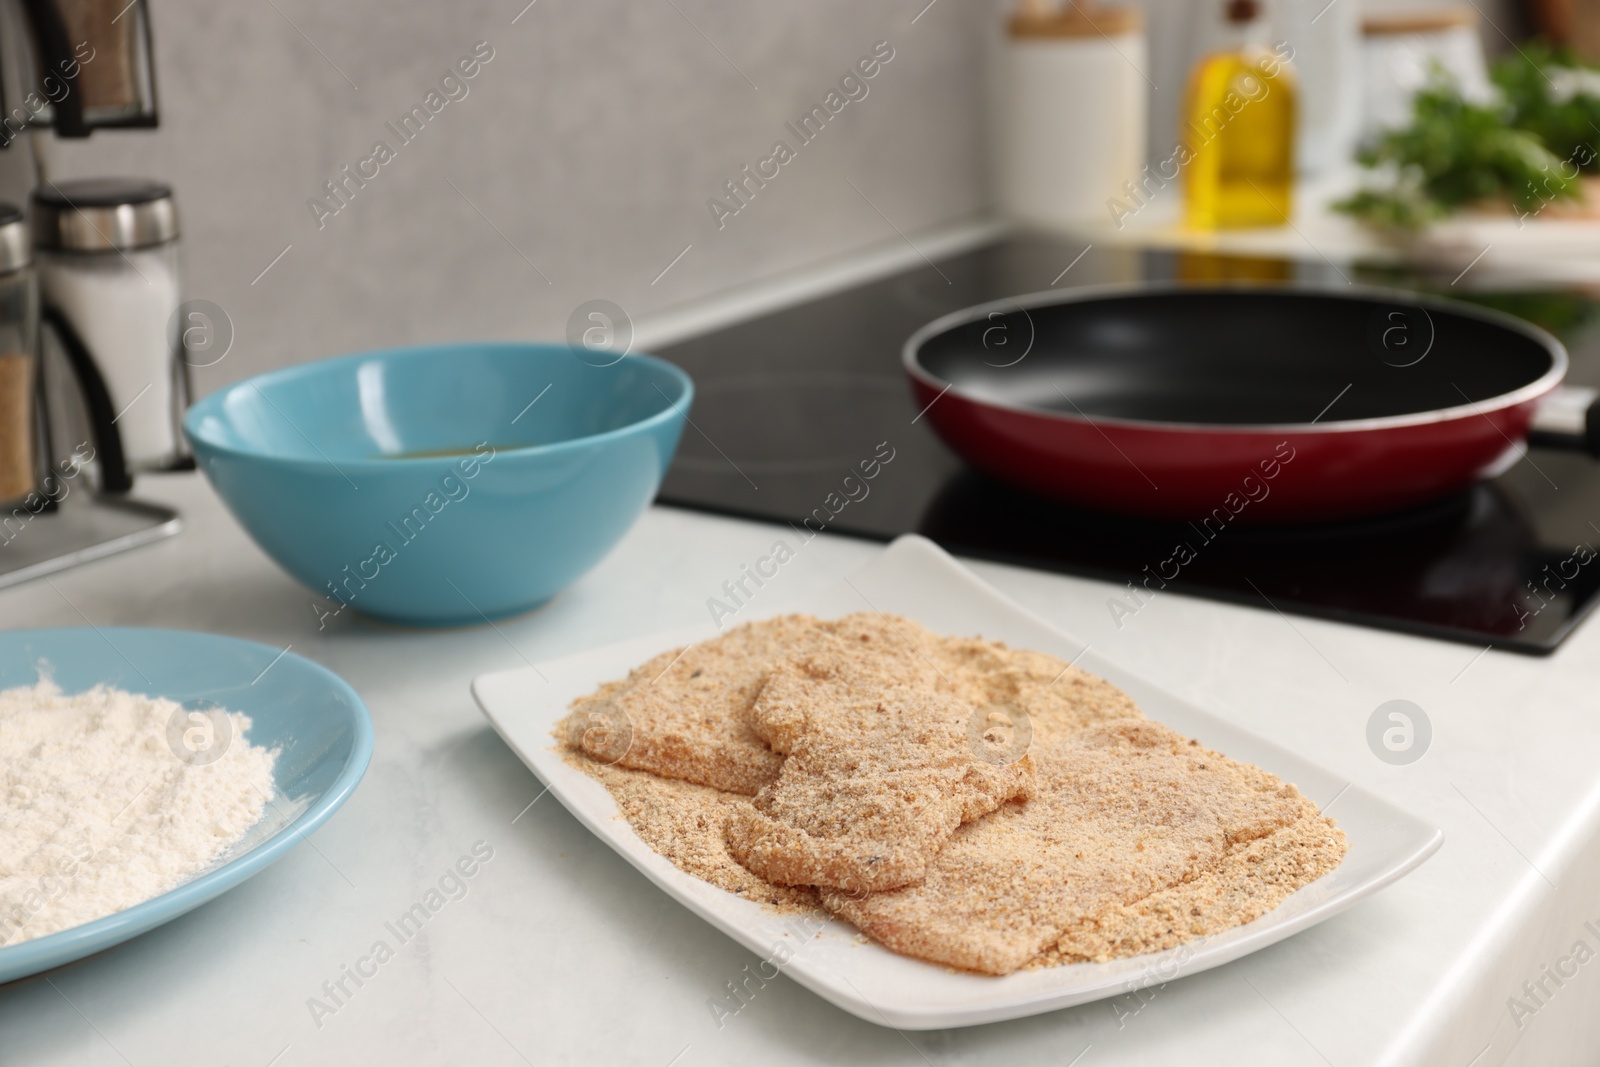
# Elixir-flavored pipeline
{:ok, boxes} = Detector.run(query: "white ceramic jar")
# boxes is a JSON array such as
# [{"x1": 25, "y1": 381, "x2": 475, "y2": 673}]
[
  {"x1": 1360, "y1": 8, "x2": 1491, "y2": 139},
  {"x1": 994, "y1": 5, "x2": 1148, "y2": 230}
]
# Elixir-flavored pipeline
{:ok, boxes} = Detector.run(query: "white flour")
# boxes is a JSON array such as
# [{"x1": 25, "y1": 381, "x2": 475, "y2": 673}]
[{"x1": 0, "y1": 681, "x2": 277, "y2": 946}]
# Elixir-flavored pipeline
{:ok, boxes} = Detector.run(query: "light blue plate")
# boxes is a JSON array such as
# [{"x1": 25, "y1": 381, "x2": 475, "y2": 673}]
[{"x1": 0, "y1": 628, "x2": 373, "y2": 985}]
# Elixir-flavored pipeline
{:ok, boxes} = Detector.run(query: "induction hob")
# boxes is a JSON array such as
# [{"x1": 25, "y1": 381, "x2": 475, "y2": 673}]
[{"x1": 653, "y1": 233, "x2": 1600, "y2": 654}]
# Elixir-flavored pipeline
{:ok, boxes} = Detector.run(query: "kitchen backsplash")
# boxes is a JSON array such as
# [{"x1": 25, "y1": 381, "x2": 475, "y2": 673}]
[{"x1": 0, "y1": 0, "x2": 989, "y2": 394}]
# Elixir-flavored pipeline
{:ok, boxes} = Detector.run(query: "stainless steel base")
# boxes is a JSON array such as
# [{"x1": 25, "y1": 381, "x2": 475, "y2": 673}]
[{"x1": 0, "y1": 493, "x2": 180, "y2": 590}]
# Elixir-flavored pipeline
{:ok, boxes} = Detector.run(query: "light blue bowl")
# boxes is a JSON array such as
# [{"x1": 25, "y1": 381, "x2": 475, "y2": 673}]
[
  {"x1": 0, "y1": 628, "x2": 372, "y2": 985},
  {"x1": 184, "y1": 343, "x2": 692, "y2": 626}
]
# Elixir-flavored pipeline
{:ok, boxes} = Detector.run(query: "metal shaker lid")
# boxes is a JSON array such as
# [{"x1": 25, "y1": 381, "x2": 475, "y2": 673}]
[
  {"x1": 0, "y1": 203, "x2": 28, "y2": 273},
  {"x1": 31, "y1": 179, "x2": 178, "y2": 253}
]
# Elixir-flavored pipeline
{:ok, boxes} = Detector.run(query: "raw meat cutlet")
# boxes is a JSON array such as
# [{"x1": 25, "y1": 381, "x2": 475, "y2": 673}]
[
  {"x1": 749, "y1": 616, "x2": 1137, "y2": 759},
  {"x1": 730, "y1": 616, "x2": 1037, "y2": 893},
  {"x1": 566, "y1": 750, "x2": 818, "y2": 911},
  {"x1": 939, "y1": 638, "x2": 1144, "y2": 747},
  {"x1": 748, "y1": 613, "x2": 959, "y2": 755},
  {"x1": 729, "y1": 682, "x2": 1034, "y2": 893},
  {"x1": 1029, "y1": 809, "x2": 1346, "y2": 966},
  {"x1": 820, "y1": 719, "x2": 1329, "y2": 975},
  {"x1": 558, "y1": 615, "x2": 823, "y2": 795}
]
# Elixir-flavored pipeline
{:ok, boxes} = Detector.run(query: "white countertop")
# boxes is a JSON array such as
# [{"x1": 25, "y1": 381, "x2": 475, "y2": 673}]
[{"x1": 3, "y1": 470, "x2": 1599, "y2": 1067}]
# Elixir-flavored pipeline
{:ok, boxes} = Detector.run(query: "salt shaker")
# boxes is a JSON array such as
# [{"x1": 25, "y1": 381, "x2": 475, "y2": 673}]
[
  {"x1": 31, "y1": 179, "x2": 188, "y2": 486},
  {"x1": 0, "y1": 205, "x2": 39, "y2": 506}
]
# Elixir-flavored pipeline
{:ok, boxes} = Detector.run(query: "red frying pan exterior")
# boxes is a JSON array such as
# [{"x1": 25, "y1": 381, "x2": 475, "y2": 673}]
[
  {"x1": 911, "y1": 375, "x2": 1549, "y2": 521},
  {"x1": 905, "y1": 286, "x2": 1568, "y2": 523}
]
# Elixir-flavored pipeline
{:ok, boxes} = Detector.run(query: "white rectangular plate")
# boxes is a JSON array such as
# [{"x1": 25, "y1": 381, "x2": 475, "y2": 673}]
[{"x1": 471, "y1": 535, "x2": 1441, "y2": 1029}]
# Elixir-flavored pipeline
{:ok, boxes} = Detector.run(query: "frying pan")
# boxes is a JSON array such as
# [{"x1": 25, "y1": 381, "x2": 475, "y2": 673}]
[{"x1": 904, "y1": 284, "x2": 1599, "y2": 522}]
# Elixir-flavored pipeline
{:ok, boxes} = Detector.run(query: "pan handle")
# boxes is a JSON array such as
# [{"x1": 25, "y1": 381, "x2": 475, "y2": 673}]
[{"x1": 1528, "y1": 386, "x2": 1600, "y2": 457}]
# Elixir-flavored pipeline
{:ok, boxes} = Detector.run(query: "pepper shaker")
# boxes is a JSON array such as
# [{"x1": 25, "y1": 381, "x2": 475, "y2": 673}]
[{"x1": 0, "y1": 206, "x2": 40, "y2": 506}]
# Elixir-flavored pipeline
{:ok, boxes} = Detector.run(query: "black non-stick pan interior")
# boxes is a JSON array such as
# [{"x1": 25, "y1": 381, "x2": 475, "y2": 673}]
[{"x1": 914, "y1": 289, "x2": 1560, "y2": 426}]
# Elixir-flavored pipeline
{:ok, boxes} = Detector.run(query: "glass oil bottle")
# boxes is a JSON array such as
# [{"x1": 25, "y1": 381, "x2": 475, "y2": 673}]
[{"x1": 1182, "y1": 0, "x2": 1297, "y2": 228}]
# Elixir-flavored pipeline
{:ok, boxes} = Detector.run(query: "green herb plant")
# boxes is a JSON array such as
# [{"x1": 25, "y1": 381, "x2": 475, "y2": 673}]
[
  {"x1": 1336, "y1": 44, "x2": 1600, "y2": 229},
  {"x1": 1496, "y1": 41, "x2": 1600, "y2": 168}
]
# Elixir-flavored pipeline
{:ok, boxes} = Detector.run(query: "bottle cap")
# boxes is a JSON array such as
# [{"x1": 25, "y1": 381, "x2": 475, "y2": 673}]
[
  {"x1": 1226, "y1": 0, "x2": 1260, "y2": 22},
  {"x1": 30, "y1": 178, "x2": 178, "y2": 253}
]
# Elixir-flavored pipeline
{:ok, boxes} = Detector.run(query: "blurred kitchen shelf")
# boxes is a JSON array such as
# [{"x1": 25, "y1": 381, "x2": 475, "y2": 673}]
[{"x1": 1066, "y1": 167, "x2": 1600, "y2": 287}]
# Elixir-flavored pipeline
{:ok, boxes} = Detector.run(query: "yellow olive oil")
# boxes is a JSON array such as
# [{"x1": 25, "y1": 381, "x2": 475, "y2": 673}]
[{"x1": 1182, "y1": 1, "x2": 1297, "y2": 229}]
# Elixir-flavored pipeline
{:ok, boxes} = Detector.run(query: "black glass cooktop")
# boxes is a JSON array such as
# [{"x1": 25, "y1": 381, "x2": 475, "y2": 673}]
[{"x1": 654, "y1": 233, "x2": 1600, "y2": 654}]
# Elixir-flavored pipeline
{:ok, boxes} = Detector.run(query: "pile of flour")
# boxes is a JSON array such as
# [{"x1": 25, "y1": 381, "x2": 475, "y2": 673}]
[{"x1": 0, "y1": 680, "x2": 277, "y2": 946}]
